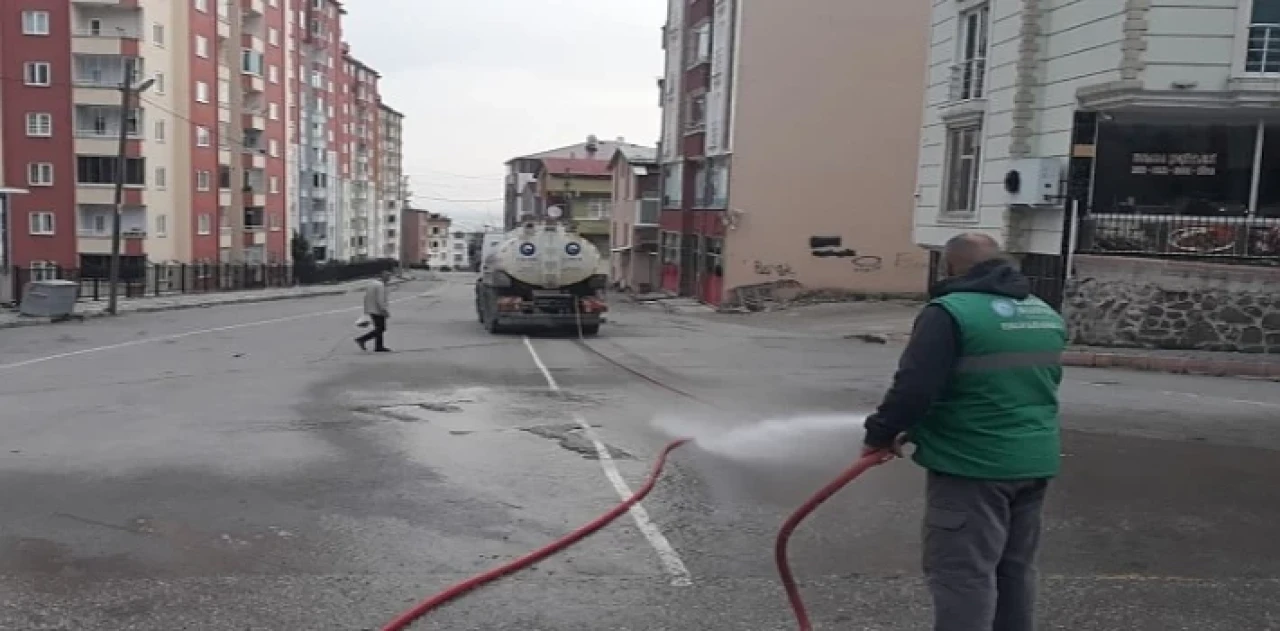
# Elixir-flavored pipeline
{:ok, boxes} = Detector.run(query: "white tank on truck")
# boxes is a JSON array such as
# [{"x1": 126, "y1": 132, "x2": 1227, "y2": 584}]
[{"x1": 475, "y1": 218, "x2": 608, "y2": 335}]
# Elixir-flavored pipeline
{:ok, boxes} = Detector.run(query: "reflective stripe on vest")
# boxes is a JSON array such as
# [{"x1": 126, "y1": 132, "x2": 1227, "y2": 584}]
[{"x1": 956, "y1": 350, "x2": 1063, "y2": 373}]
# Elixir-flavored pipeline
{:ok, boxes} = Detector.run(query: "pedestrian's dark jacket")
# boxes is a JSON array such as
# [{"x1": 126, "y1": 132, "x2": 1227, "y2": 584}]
[{"x1": 863, "y1": 258, "x2": 1063, "y2": 477}]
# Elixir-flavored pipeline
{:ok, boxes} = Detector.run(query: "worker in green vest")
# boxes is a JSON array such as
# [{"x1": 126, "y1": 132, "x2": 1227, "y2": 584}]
[{"x1": 862, "y1": 232, "x2": 1066, "y2": 631}]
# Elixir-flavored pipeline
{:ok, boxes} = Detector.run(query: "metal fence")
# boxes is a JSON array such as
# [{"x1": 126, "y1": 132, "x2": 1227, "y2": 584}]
[
  {"x1": 8, "y1": 259, "x2": 398, "y2": 304},
  {"x1": 1077, "y1": 213, "x2": 1280, "y2": 262}
]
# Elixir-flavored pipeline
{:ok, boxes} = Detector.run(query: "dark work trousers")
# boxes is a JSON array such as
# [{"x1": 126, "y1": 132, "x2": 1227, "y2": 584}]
[
  {"x1": 356, "y1": 314, "x2": 388, "y2": 350},
  {"x1": 923, "y1": 470, "x2": 1050, "y2": 631}
]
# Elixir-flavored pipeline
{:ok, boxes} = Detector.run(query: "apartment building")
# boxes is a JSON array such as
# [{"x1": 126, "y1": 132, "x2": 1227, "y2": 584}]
[
  {"x1": 1, "y1": 0, "x2": 403, "y2": 278},
  {"x1": 656, "y1": 0, "x2": 931, "y2": 306},
  {"x1": 914, "y1": 0, "x2": 1280, "y2": 353},
  {"x1": 378, "y1": 102, "x2": 406, "y2": 261},
  {"x1": 503, "y1": 136, "x2": 647, "y2": 229},
  {"x1": 608, "y1": 145, "x2": 661, "y2": 292},
  {"x1": 422, "y1": 212, "x2": 452, "y2": 269}
]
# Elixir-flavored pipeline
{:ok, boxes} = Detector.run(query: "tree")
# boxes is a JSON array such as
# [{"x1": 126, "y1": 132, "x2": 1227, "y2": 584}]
[{"x1": 291, "y1": 231, "x2": 317, "y2": 283}]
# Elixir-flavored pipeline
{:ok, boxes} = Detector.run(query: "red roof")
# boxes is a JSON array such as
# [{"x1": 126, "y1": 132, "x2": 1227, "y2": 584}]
[{"x1": 540, "y1": 157, "x2": 612, "y2": 177}]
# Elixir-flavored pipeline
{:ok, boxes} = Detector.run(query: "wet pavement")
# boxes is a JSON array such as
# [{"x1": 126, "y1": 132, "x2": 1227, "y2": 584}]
[{"x1": 1, "y1": 274, "x2": 1279, "y2": 630}]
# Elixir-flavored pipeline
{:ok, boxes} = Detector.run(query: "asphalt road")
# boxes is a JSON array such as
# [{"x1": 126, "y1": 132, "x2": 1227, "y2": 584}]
[{"x1": 1, "y1": 273, "x2": 1278, "y2": 630}]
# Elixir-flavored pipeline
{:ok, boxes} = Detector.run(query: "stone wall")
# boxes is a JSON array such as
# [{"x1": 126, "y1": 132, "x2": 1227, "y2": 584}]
[{"x1": 1064, "y1": 255, "x2": 1280, "y2": 353}]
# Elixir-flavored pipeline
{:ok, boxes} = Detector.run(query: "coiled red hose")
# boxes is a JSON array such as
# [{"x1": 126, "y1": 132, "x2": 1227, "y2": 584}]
[{"x1": 379, "y1": 441, "x2": 892, "y2": 631}]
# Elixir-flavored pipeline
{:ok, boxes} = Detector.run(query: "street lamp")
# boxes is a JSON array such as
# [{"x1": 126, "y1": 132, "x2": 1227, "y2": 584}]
[{"x1": 106, "y1": 57, "x2": 155, "y2": 315}]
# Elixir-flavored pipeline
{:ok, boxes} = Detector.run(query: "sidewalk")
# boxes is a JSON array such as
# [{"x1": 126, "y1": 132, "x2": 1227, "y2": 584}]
[
  {"x1": 0, "y1": 274, "x2": 418, "y2": 330},
  {"x1": 649, "y1": 298, "x2": 1280, "y2": 381}
]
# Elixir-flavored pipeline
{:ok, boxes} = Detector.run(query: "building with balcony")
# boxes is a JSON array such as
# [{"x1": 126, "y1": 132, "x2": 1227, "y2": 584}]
[
  {"x1": 378, "y1": 103, "x2": 405, "y2": 262},
  {"x1": 503, "y1": 136, "x2": 648, "y2": 229},
  {"x1": 915, "y1": 0, "x2": 1280, "y2": 353},
  {"x1": 423, "y1": 212, "x2": 452, "y2": 270},
  {"x1": 535, "y1": 156, "x2": 614, "y2": 259},
  {"x1": 656, "y1": 0, "x2": 930, "y2": 306},
  {"x1": 608, "y1": 145, "x2": 661, "y2": 292}
]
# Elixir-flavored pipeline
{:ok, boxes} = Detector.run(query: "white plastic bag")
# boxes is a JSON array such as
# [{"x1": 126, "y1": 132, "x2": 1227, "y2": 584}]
[{"x1": 354, "y1": 315, "x2": 371, "y2": 328}]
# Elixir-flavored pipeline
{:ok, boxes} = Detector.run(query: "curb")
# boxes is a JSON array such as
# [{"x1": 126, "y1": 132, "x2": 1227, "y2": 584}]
[
  {"x1": 0, "y1": 278, "x2": 414, "y2": 331},
  {"x1": 1062, "y1": 350, "x2": 1280, "y2": 381}
]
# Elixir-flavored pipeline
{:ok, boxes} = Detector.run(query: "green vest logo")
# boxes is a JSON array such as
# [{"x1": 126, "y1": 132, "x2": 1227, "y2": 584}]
[{"x1": 990, "y1": 298, "x2": 1018, "y2": 318}]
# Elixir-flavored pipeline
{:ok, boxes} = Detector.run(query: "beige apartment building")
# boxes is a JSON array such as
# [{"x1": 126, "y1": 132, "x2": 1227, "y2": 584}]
[{"x1": 656, "y1": 0, "x2": 931, "y2": 305}]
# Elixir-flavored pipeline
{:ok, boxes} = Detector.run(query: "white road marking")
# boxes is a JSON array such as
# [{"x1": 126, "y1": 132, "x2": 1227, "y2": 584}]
[
  {"x1": 0, "y1": 291, "x2": 433, "y2": 372},
  {"x1": 522, "y1": 336, "x2": 693, "y2": 587}
]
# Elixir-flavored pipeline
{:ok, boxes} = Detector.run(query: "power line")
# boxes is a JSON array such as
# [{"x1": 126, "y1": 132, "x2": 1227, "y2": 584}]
[
  {"x1": 403, "y1": 168, "x2": 503, "y2": 181},
  {"x1": 412, "y1": 194, "x2": 503, "y2": 203}
]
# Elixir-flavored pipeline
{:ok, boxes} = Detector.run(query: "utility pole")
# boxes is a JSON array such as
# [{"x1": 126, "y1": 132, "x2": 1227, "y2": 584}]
[{"x1": 107, "y1": 57, "x2": 154, "y2": 315}]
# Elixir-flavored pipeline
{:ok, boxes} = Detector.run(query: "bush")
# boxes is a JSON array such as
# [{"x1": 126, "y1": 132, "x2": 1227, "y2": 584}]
[{"x1": 297, "y1": 258, "x2": 397, "y2": 285}]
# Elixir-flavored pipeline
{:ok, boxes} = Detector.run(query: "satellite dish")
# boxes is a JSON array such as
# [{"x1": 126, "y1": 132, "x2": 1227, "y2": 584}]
[{"x1": 546, "y1": 205, "x2": 564, "y2": 219}]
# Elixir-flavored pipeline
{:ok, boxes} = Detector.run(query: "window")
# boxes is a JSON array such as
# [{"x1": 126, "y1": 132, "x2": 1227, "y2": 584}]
[
  {"x1": 196, "y1": 81, "x2": 210, "y2": 103},
  {"x1": 156, "y1": 214, "x2": 168, "y2": 237},
  {"x1": 153, "y1": 23, "x2": 165, "y2": 46},
  {"x1": 153, "y1": 72, "x2": 165, "y2": 94},
  {"x1": 269, "y1": 65, "x2": 279, "y2": 83},
  {"x1": 242, "y1": 49, "x2": 264, "y2": 75},
  {"x1": 662, "y1": 163, "x2": 683, "y2": 206},
  {"x1": 686, "y1": 22, "x2": 711, "y2": 67},
  {"x1": 268, "y1": 102, "x2": 279, "y2": 119},
  {"x1": 155, "y1": 166, "x2": 167, "y2": 189},
  {"x1": 942, "y1": 125, "x2": 983, "y2": 215},
  {"x1": 28, "y1": 162, "x2": 54, "y2": 186},
  {"x1": 198, "y1": 214, "x2": 212, "y2": 235},
  {"x1": 1247, "y1": 0, "x2": 1280, "y2": 73},
  {"x1": 195, "y1": 0, "x2": 209, "y2": 12},
  {"x1": 26, "y1": 113, "x2": 53, "y2": 137},
  {"x1": 953, "y1": 5, "x2": 990, "y2": 101},
  {"x1": 24, "y1": 62, "x2": 51, "y2": 86},
  {"x1": 22, "y1": 11, "x2": 50, "y2": 35},
  {"x1": 269, "y1": 139, "x2": 279, "y2": 157},
  {"x1": 77, "y1": 156, "x2": 145, "y2": 185},
  {"x1": 196, "y1": 126, "x2": 211, "y2": 146},
  {"x1": 29, "y1": 212, "x2": 55, "y2": 235},
  {"x1": 685, "y1": 92, "x2": 707, "y2": 132},
  {"x1": 196, "y1": 170, "x2": 211, "y2": 191},
  {"x1": 196, "y1": 35, "x2": 209, "y2": 58},
  {"x1": 270, "y1": 176, "x2": 280, "y2": 194},
  {"x1": 29, "y1": 261, "x2": 59, "y2": 281},
  {"x1": 269, "y1": 28, "x2": 280, "y2": 46},
  {"x1": 155, "y1": 119, "x2": 166, "y2": 142}
]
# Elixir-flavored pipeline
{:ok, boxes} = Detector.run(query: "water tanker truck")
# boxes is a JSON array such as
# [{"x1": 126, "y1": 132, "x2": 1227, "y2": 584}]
[{"x1": 474, "y1": 220, "x2": 608, "y2": 335}]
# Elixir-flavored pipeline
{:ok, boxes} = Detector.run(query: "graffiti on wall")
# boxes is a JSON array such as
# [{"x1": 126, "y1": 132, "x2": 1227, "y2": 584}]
[
  {"x1": 754, "y1": 260, "x2": 795, "y2": 277},
  {"x1": 808, "y1": 235, "x2": 927, "y2": 274}
]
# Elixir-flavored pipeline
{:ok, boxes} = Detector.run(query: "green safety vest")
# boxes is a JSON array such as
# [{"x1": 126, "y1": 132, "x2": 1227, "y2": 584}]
[{"x1": 911, "y1": 292, "x2": 1067, "y2": 480}]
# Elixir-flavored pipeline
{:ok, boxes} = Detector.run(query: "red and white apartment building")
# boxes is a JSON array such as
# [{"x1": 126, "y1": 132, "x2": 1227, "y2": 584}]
[{"x1": 0, "y1": 0, "x2": 405, "y2": 285}]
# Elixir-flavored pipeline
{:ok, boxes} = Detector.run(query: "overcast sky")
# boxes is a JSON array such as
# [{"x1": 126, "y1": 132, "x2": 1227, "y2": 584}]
[{"x1": 342, "y1": 0, "x2": 666, "y2": 230}]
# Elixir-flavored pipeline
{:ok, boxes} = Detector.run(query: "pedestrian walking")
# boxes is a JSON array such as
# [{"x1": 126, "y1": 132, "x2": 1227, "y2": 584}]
[
  {"x1": 356, "y1": 271, "x2": 393, "y2": 352},
  {"x1": 862, "y1": 232, "x2": 1067, "y2": 631}
]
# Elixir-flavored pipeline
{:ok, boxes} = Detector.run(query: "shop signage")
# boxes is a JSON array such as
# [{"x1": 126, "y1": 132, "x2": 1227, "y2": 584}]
[{"x1": 1130, "y1": 152, "x2": 1218, "y2": 176}]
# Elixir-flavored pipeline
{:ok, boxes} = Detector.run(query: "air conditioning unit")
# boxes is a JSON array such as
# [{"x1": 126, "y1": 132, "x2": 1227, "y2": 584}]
[{"x1": 1003, "y1": 158, "x2": 1063, "y2": 206}]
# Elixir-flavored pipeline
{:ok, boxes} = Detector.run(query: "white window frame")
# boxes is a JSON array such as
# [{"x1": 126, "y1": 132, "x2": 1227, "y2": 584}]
[
  {"x1": 195, "y1": 0, "x2": 209, "y2": 12},
  {"x1": 153, "y1": 72, "x2": 166, "y2": 94},
  {"x1": 29, "y1": 211, "x2": 55, "y2": 235},
  {"x1": 27, "y1": 162, "x2": 54, "y2": 186},
  {"x1": 196, "y1": 81, "x2": 210, "y2": 103},
  {"x1": 268, "y1": 102, "x2": 279, "y2": 119},
  {"x1": 196, "y1": 35, "x2": 209, "y2": 58},
  {"x1": 196, "y1": 126, "x2": 211, "y2": 147},
  {"x1": 940, "y1": 124, "x2": 984, "y2": 216},
  {"x1": 156, "y1": 213, "x2": 168, "y2": 237},
  {"x1": 24, "y1": 62, "x2": 52, "y2": 86},
  {"x1": 268, "y1": 28, "x2": 280, "y2": 46},
  {"x1": 153, "y1": 23, "x2": 165, "y2": 46},
  {"x1": 1239, "y1": 0, "x2": 1280, "y2": 74},
  {"x1": 197, "y1": 170, "x2": 212, "y2": 191},
  {"x1": 22, "y1": 10, "x2": 50, "y2": 36},
  {"x1": 155, "y1": 166, "x2": 167, "y2": 189},
  {"x1": 29, "y1": 261, "x2": 58, "y2": 281},
  {"x1": 155, "y1": 119, "x2": 166, "y2": 142},
  {"x1": 198, "y1": 213, "x2": 212, "y2": 235},
  {"x1": 952, "y1": 4, "x2": 990, "y2": 101},
  {"x1": 269, "y1": 65, "x2": 279, "y2": 83},
  {"x1": 26, "y1": 112, "x2": 53, "y2": 137}
]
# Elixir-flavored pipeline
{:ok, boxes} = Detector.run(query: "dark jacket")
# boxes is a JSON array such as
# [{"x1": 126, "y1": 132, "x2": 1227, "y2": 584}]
[{"x1": 862, "y1": 259, "x2": 1034, "y2": 450}]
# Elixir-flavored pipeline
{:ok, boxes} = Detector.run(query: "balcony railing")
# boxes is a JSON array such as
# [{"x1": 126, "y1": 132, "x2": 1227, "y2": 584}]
[
  {"x1": 1077, "y1": 213, "x2": 1280, "y2": 261},
  {"x1": 949, "y1": 57, "x2": 987, "y2": 101},
  {"x1": 73, "y1": 27, "x2": 141, "y2": 39},
  {"x1": 1246, "y1": 24, "x2": 1280, "y2": 74}
]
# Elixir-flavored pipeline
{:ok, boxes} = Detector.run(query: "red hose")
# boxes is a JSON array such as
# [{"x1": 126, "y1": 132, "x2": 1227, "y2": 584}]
[
  {"x1": 379, "y1": 438, "x2": 690, "y2": 631},
  {"x1": 379, "y1": 441, "x2": 893, "y2": 631},
  {"x1": 774, "y1": 451, "x2": 895, "y2": 631}
]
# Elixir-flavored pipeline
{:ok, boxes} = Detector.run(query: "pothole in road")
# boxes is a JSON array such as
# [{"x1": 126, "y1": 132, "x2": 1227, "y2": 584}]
[{"x1": 521, "y1": 424, "x2": 634, "y2": 461}]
